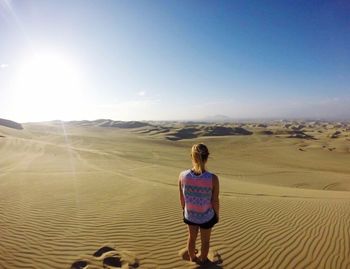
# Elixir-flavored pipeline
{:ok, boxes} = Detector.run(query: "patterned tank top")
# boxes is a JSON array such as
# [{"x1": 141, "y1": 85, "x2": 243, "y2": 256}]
[{"x1": 180, "y1": 169, "x2": 215, "y2": 224}]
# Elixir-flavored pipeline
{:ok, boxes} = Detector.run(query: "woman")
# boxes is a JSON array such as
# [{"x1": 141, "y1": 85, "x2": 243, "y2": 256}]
[{"x1": 179, "y1": 143, "x2": 220, "y2": 264}]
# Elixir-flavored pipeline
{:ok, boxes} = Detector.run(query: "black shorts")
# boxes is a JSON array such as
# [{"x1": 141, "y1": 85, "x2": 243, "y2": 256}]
[{"x1": 183, "y1": 212, "x2": 218, "y2": 229}]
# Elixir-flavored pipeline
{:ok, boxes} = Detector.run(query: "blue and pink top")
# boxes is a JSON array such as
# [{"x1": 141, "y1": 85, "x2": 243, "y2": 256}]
[{"x1": 180, "y1": 169, "x2": 215, "y2": 224}]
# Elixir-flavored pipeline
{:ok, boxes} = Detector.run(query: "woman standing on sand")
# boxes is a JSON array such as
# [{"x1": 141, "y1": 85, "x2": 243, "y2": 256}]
[{"x1": 179, "y1": 143, "x2": 220, "y2": 264}]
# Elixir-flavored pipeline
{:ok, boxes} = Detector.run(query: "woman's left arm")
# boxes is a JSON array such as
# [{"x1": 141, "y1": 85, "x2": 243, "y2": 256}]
[{"x1": 212, "y1": 174, "x2": 220, "y2": 221}]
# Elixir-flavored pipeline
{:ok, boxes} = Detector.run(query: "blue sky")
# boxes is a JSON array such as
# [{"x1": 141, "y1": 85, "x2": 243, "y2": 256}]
[{"x1": 0, "y1": 0, "x2": 349, "y2": 122}]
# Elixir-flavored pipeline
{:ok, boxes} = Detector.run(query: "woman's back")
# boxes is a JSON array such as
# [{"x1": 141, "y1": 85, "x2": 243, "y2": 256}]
[{"x1": 180, "y1": 169, "x2": 215, "y2": 224}]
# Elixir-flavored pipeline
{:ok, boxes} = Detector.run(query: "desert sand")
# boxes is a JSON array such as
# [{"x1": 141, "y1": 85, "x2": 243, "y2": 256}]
[{"x1": 0, "y1": 119, "x2": 349, "y2": 269}]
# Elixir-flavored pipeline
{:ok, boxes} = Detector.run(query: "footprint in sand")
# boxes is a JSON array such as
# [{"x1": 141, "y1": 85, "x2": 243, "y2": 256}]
[
  {"x1": 71, "y1": 245, "x2": 139, "y2": 269},
  {"x1": 103, "y1": 256, "x2": 123, "y2": 268},
  {"x1": 93, "y1": 246, "x2": 117, "y2": 257},
  {"x1": 179, "y1": 248, "x2": 223, "y2": 268},
  {"x1": 71, "y1": 260, "x2": 88, "y2": 269}
]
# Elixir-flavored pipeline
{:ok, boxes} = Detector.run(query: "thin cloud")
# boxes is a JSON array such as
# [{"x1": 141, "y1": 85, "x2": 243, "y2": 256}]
[
  {"x1": 138, "y1": 91, "x2": 146, "y2": 96},
  {"x1": 0, "y1": 63, "x2": 9, "y2": 69}
]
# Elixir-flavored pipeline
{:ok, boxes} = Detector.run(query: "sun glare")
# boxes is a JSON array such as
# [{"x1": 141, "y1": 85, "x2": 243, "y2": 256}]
[{"x1": 12, "y1": 51, "x2": 83, "y2": 121}]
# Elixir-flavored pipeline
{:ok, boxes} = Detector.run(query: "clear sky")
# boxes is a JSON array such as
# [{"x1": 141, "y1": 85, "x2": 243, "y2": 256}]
[{"x1": 0, "y1": 0, "x2": 349, "y2": 122}]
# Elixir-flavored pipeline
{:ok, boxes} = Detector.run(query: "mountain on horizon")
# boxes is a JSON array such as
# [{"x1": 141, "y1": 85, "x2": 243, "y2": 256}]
[{"x1": 200, "y1": 115, "x2": 233, "y2": 122}]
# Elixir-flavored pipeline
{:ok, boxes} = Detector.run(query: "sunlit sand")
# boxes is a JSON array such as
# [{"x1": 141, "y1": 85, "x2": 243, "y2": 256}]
[{"x1": 0, "y1": 119, "x2": 349, "y2": 268}]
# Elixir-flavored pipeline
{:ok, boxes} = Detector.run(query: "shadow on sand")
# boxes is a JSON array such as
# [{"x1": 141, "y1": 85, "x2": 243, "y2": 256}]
[
  {"x1": 179, "y1": 248, "x2": 223, "y2": 269},
  {"x1": 196, "y1": 259, "x2": 223, "y2": 269}
]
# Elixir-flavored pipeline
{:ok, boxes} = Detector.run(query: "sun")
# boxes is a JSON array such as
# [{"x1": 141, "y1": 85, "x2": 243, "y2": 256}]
[{"x1": 12, "y1": 50, "x2": 84, "y2": 122}]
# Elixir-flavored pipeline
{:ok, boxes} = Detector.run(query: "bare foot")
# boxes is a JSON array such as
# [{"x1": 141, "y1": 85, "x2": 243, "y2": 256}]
[{"x1": 190, "y1": 256, "x2": 201, "y2": 264}]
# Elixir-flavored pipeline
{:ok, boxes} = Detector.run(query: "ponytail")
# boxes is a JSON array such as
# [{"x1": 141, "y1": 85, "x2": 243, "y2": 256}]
[{"x1": 191, "y1": 143, "x2": 209, "y2": 174}]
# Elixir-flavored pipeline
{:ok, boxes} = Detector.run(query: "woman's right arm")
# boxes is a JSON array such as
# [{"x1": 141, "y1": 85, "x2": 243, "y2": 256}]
[
  {"x1": 178, "y1": 174, "x2": 185, "y2": 210},
  {"x1": 212, "y1": 174, "x2": 220, "y2": 221}
]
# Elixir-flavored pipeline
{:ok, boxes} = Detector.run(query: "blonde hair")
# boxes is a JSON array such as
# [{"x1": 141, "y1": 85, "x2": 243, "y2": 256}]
[{"x1": 191, "y1": 143, "x2": 209, "y2": 174}]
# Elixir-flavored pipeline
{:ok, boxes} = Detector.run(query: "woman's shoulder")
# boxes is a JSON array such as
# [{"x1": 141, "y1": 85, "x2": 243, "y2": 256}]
[
  {"x1": 208, "y1": 171, "x2": 219, "y2": 180},
  {"x1": 179, "y1": 169, "x2": 191, "y2": 178}
]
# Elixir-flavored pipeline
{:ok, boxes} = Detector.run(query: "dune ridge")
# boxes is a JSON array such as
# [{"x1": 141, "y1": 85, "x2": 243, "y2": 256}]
[{"x1": 0, "y1": 118, "x2": 23, "y2": 130}]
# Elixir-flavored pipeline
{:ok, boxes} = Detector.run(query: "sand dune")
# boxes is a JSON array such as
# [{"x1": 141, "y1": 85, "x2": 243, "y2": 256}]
[
  {"x1": 0, "y1": 120, "x2": 349, "y2": 268},
  {"x1": 66, "y1": 119, "x2": 152, "y2": 129},
  {"x1": 0, "y1": 118, "x2": 23, "y2": 130},
  {"x1": 165, "y1": 126, "x2": 253, "y2": 141},
  {"x1": 287, "y1": 130, "x2": 316, "y2": 140}
]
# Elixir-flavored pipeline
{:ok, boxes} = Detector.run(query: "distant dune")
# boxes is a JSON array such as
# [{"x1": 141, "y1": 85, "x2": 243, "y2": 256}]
[
  {"x1": 331, "y1": 130, "x2": 342, "y2": 138},
  {"x1": 287, "y1": 130, "x2": 316, "y2": 140},
  {"x1": 59, "y1": 119, "x2": 350, "y2": 144},
  {"x1": 165, "y1": 125, "x2": 253, "y2": 141},
  {"x1": 66, "y1": 119, "x2": 152, "y2": 128},
  {"x1": 260, "y1": 130, "x2": 274, "y2": 135},
  {"x1": 54, "y1": 119, "x2": 255, "y2": 140},
  {"x1": 0, "y1": 118, "x2": 23, "y2": 130}
]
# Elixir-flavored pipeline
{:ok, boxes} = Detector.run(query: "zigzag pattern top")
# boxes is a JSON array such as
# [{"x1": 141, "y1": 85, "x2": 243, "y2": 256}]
[{"x1": 180, "y1": 169, "x2": 215, "y2": 224}]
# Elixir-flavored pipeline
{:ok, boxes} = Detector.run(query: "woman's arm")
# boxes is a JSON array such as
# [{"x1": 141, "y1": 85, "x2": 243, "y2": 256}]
[
  {"x1": 212, "y1": 174, "x2": 220, "y2": 220},
  {"x1": 178, "y1": 174, "x2": 185, "y2": 210}
]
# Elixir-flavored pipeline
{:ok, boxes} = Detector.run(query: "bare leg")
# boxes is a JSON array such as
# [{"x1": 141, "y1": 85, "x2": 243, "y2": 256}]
[
  {"x1": 187, "y1": 225, "x2": 199, "y2": 262},
  {"x1": 199, "y1": 227, "x2": 212, "y2": 262}
]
